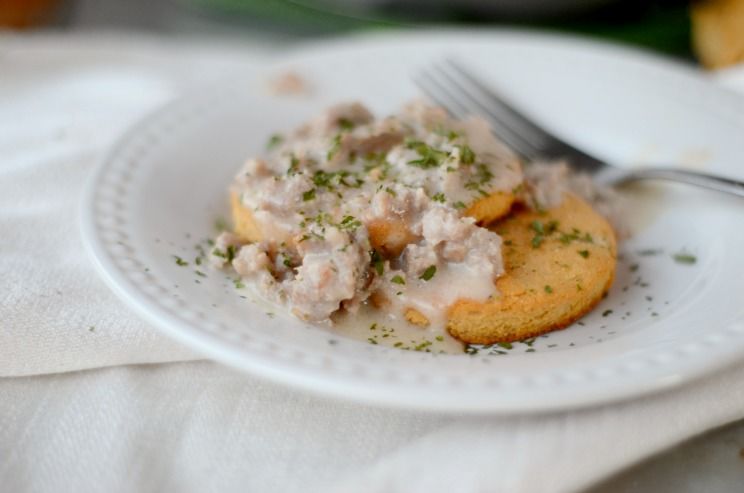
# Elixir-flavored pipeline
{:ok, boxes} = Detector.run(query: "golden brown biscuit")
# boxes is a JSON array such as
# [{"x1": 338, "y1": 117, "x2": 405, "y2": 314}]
[
  {"x1": 692, "y1": 0, "x2": 744, "y2": 69},
  {"x1": 446, "y1": 193, "x2": 617, "y2": 344},
  {"x1": 465, "y1": 190, "x2": 516, "y2": 225}
]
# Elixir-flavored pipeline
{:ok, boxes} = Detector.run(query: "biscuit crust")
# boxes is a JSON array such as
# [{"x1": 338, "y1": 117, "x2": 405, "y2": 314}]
[{"x1": 446, "y1": 193, "x2": 617, "y2": 344}]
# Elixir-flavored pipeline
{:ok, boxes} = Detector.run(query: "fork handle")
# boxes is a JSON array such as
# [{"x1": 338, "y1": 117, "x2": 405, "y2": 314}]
[{"x1": 602, "y1": 167, "x2": 744, "y2": 198}]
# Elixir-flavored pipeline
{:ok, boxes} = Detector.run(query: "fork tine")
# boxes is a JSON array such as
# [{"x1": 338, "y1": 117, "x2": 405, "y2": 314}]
[
  {"x1": 443, "y1": 59, "x2": 558, "y2": 152},
  {"x1": 427, "y1": 63, "x2": 543, "y2": 160},
  {"x1": 413, "y1": 71, "x2": 471, "y2": 121},
  {"x1": 413, "y1": 70, "x2": 522, "y2": 154},
  {"x1": 442, "y1": 59, "x2": 608, "y2": 172},
  {"x1": 417, "y1": 66, "x2": 539, "y2": 159}
]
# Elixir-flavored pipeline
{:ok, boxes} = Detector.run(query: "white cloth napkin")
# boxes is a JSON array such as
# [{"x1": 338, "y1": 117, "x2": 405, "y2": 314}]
[
  {"x1": 0, "y1": 32, "x2": 273, "y2": 376},
  {"x1": 3, "y1": 32, "x2": 744, "y2": 493}
]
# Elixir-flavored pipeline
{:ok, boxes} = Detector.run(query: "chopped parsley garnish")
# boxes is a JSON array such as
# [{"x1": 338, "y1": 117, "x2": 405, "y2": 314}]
[
  {"x1": 453, "y1": 201, "x2": 467, "y2": 210},
  {"x1": 226, "y1": 245, "x2": 236, "y2": 262},
  {"x1": 672, "y1": 252, "x2": 697, "y2": 265},
  {"x1": 327, "y1": 134, "x2": 342, "y2": 161},
  {"x1": 391, "y1": 275, "x2": 406, "y2": 285},
  {"x1": 173, "y1": 255, "x2": 188, "y2": 267},
  {"x1": 638, "y1": 248, "x2": 663, "y2": 256},
  {"x1": 370, "y1": 249, "x2": 384, "y2": 276},
  {"x1": 578, "y1": 250, "x2": 590, "y2": 258},
  {"x1": 384, "y1": 186, "x2": 396, "y2": 197},
  {"x1": 338, "y1": 118, "x2": 355, "y2": 131},
  {"x1": 302, "y1": 188, "x2": 316, "y2": 201},
  {"x1": 267, "y1": 133, "x2": 283, "y2": 149},
  {"x1": 195, "y1": 270, "x2": 206, "y2": 277},
  {"x1": 213, "y1": 217, "x2": 228, "y2": 232},
  {"x1": 531, "y1": 235, "x2": 544, "y2": 248},
  {"x1": 602, "y1": 309, "x2": 613, "y2": 317},
  {"x1": 287, "y1": 154, "x2": 300, "y2": 175},
  {"x1": 419, "y1": 265, "x2": 437, "y2": 281},
  {"x1": 435, "y1": 335, "x2": 444, "y2": 342},
  {"x1": 312, "y1": 169, "x2": 362, "y2": 191},
  {"x1": 457, "y1": 144, "x2": 476, "y2": 164},
  {"x1": 530, "y1": 220, "x2": 545, "y2": 235},
  {"x1": 544, "y1": 285, "x2": 553, "y2": 294},
  {"x1": 474, "y1": 163, "x2": 493, "y2": 183},
  {"x1": 211, "y1": 245, "x2": 236, "y2": 263},
  {"x1": 406, "y1": 140, "x2": 448, "y2": 169},
  {"x1": 281, "y1": 253, "x2": 292, "y2": 268},
  {"x1": 431, "y1": 192, "x2": 446, "y2": 203},
  {"x1": 233, "y1": 278, "x2": 245, "y2": 289},
  {"x1": 339, "y1": 215, "x2": 362, "y2": 231}
]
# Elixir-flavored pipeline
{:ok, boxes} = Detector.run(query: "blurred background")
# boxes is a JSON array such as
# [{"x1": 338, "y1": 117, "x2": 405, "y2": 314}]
[{"x1": 1, "y1": 0, "x2": 743, "y2": 69}]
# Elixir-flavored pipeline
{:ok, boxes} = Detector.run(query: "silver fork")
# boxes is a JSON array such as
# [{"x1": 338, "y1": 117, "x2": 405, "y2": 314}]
[{"x1": 414, "y1": 60, "x2": 744, "y2": 197}]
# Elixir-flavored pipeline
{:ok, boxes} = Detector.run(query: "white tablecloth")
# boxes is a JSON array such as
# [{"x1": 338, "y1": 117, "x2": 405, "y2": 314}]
[{"x1": 3, "y1": 31, "x2": 744, "y2": 493}]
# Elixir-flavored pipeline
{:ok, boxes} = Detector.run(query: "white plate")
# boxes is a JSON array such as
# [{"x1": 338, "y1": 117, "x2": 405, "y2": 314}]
[{"x1": 81, "y1": 30, "x2": 744, "y2": 413}]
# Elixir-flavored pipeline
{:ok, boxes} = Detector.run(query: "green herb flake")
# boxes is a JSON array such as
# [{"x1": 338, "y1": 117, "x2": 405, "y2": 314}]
[
  {"x1": 286, "y1": 154, "x2": 300, "y2": 175},
  {"x1": 339, "y1": 215, "x2": 362, "y2": 231},
  {"x1": 391, "y1": 275, "x2": 406, "y2": 285},
  {"x1": 233, "y1": 278, "x2": 246, "y2": 289},
  {"x1": 267, "y1": 133, "x2": 283, "y2": 149},
  {"x1": 213, "y1": 217, "x2": 228, "y2": 232},
  {"x1": 531, "y1": 235, "x2": 544, "y2": 249},
  {"x1": 578, "y1": 250, "x2": 590, "y2": 258},
  {"x1": 327, "y1": 134, "x2": 342, "y2": 161},
  {"x1": 431, "y1": 192, "x2": 446, "y2": 203},
  {"x1": 638, "y1": 248, "x2": 663, "y2": 256},
  {"x1": 419, "y1": 265, "x2": 437, "y2": 281},
  {"x1": 302, "y1": 188, "x2": 316, "y2": 201},
  {"x1": 544, "y1": 285, "x2": 553, "y2": 294},
  {"x1": 195, "y1": 270, "x2": 206, "y2": 277},
  {"x1": 338, "y1": 118, "x2": 355, "y2": 131},
  {"x1": 370, "y1": 250, "x2": 384, "y2": 276},
  {"x1": 406, "y1": 140, "x2": 447, "y2": 169},
  {"x1": 173, "y1": 255, "x2": 188, "y2": 267},
  {"x1": 672, "y1": 252, "x2": 697, "y2": 265},
  {"x1": 226, "y1": 245, "x2": 237, "y2": 263},
  {"x1": 457, "y1": 144, "x2": 476, "y2": 164},
  {"x1": 602, "y1": 309, "x2": 613, "y2": 317},
  {"x1": 435, "y1": 335, "x2": 444, "y2": 342},
  {"x1": 453, "y1": 201, "x2": 467, "y2": 210}
]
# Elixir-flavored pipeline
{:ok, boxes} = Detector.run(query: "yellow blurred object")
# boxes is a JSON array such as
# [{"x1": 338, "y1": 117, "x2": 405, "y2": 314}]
[
  {"x1": 692, "y1": 0, "x2": 744, "y2": 69},
  {"x1": 0, "y1": 0, "x2": 60, "y2": 28}
]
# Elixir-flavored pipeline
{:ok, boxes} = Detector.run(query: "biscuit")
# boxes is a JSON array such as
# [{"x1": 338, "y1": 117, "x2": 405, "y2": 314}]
[{"x1": 446, "y1": 193, "x2": 617, "y2": 344}]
